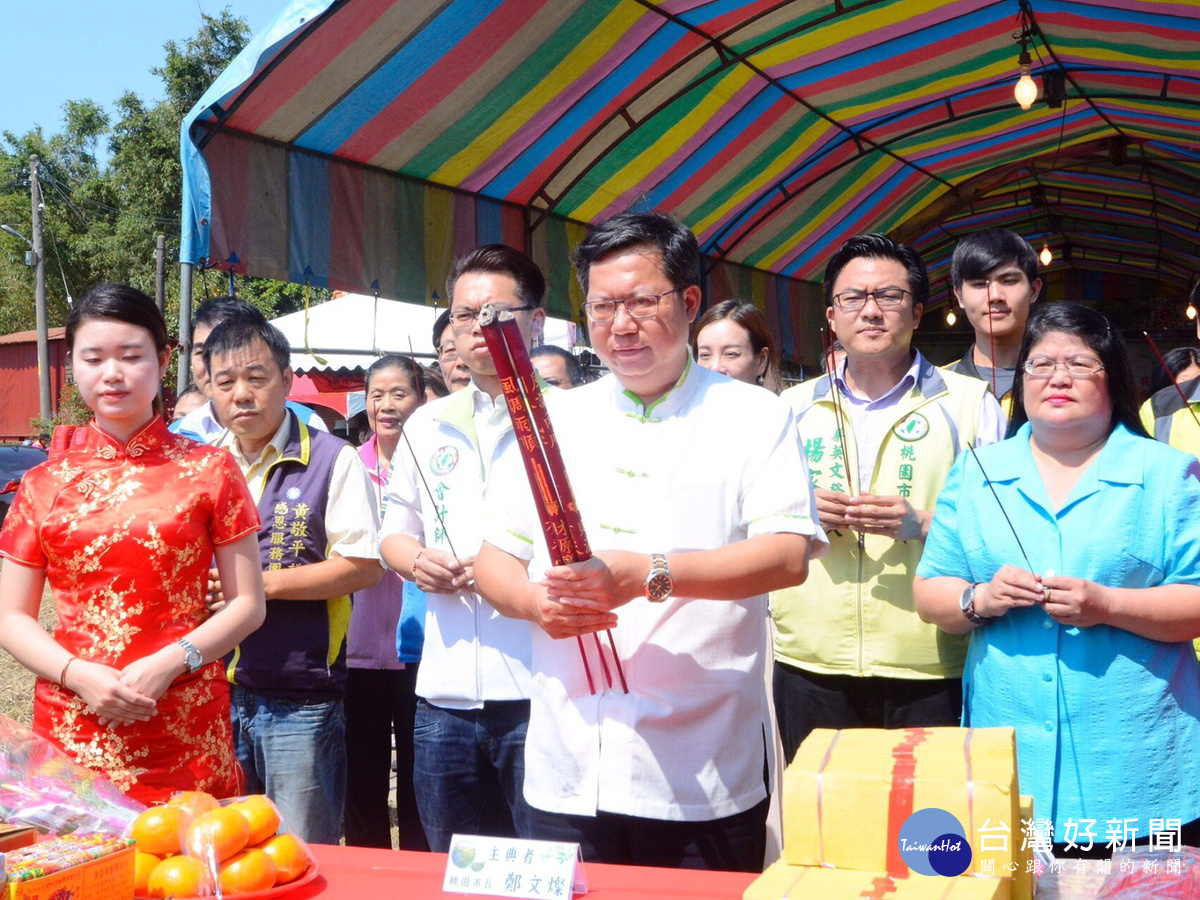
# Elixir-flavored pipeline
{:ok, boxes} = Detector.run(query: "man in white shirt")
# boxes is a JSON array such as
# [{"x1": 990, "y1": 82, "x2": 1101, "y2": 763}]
[
  {"x1": 379, "y1": 245, "x2": 547, "y2": 851},
  {"x1": 204, "y1": 315, "x2": 380, "y2": 843},
  {"x1": 474, "y1": 211, "x2": 825, "y2": 871},
  {"x1": 433, "y1": 308, "x2": 473, "y2": 393},
  {"x1": 174, "y1": 297, "x2": 328, "y2": 442}
]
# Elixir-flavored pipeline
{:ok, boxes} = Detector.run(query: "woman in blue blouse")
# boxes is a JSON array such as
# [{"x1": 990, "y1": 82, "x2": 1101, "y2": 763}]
[{"x1": 915, "y1": 302, "x2": 1200, "y2": 857}]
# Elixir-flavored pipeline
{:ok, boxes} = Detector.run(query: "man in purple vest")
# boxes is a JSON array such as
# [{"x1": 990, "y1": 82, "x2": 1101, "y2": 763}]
[{"x1": 204, "y1": 316, "x2": 381, "y2": 844}]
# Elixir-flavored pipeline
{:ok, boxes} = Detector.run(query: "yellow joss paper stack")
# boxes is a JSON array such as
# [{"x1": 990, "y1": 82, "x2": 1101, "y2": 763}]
[
  {"x1": 745, "y1": 864, "x2": 1008, "y2": 899},
  {"x1": 745, "y1": 727, "x2": 1033, "y2": 900}
]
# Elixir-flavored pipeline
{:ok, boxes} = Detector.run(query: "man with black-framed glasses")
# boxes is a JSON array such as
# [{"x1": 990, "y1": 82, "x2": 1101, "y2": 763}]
[
  {"x1": 475, "y1": 210, "x2": 826, "y2": 871},
  {"x1": 432, "y1": 308, "x2": 472, "y2": 393},
  {"x1": 379, "y1": 244, "x2": 547, "y2": 850},
  {"x1": 771, "y1": 234, "x2": 1005, "y2": 761}
]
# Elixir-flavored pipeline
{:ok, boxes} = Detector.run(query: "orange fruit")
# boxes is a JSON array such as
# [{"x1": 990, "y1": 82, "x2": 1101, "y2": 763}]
[
  {"x1": 258, "y1": 832, "x2": 308, "y2": 884},
  {"x1": 131, "y1": 805, "x2": 188, "y2": 856},
  {"x1": 147, "y1": 854, "x2": 209, "y2": 899},
  {"x1": 133, "y1": 851, "x2": 160, "y2": 896},
  {"x1": 228, "y1": 794, "x2": 282, "y2": 845},
  {"x1": 184, "y1": 807, "x2": 251, "y2": 863},
  {"x1": 168, "y1": 790, "x2": 221, "y2": 821},
  {"x1": 218, "y1": 848, "x2": 277, "y2": 895}
]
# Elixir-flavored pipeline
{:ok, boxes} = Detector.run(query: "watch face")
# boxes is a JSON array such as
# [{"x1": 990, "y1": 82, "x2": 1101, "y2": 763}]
[{"x1": 647, "y1": 573, "x2": 672, "y2": 602}]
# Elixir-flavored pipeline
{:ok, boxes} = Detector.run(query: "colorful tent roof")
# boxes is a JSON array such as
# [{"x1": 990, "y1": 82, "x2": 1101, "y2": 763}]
[{"x1": 181, "y1": 0, "x2": 1200, "y2": 364}]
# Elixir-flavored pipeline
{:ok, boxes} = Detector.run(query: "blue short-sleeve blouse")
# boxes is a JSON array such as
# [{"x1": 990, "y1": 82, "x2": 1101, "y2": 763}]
[{"x1": 917, "y1": 422, "x2": 1200, "y2": 840}]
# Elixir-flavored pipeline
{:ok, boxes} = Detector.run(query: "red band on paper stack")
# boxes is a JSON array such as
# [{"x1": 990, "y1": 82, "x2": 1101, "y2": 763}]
[
  {"x1": 860, "y1": 875, "x2": 898, "y2": 899},
  {"x1": 885, "y1": 728, "x2": 931, "y2": 878}
]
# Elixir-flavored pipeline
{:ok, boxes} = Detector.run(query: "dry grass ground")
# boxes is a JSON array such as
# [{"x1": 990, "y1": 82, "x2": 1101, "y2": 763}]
[{"x1": 0, "y1": 578, "x2": 56, "y2": 726}]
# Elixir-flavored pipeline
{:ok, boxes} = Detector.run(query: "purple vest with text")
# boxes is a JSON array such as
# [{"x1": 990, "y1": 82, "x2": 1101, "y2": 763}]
[{"x1": 227, "y1": 413, "x2": 350, "y2": 700}]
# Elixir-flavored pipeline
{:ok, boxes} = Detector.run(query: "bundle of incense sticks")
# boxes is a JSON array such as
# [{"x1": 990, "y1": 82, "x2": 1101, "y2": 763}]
[{"x1": 479, "y1": 304, "x2": 628, "y2": 694}]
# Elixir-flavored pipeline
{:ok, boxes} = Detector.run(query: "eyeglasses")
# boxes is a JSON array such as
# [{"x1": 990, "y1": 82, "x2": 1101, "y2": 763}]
[
  {"x1": 449, "y1": 305, "x2": 536, "y2": 329},
  {"x1": 831, "y1": 288, "x2": 912, "y2": 311},
  {"x1": 1023, "y1": 356, "x2": 1106, "y2": 378},
  {"x1": 583, "y1": 288, "x2": 681, "y2": 323}
]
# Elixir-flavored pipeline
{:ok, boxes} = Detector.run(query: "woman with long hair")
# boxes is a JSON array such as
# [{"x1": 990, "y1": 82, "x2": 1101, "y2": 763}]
[{"x1": 693, "y1": 300, "x2": 784, "y2": 393}]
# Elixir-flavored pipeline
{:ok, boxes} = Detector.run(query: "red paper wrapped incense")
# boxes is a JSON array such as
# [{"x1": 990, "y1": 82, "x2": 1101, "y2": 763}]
[{"x1": 479, "y1": 304, "x2": 627, "y2": 694}]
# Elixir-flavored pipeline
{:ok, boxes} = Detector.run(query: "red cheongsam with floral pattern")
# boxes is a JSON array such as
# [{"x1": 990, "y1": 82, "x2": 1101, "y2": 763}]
[{"x1": 0, "y1": 418, "x2": 260, "y2": 804}]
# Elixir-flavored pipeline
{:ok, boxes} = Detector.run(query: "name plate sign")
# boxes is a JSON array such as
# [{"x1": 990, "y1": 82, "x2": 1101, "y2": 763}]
[{"x1": 443, "y1": 834, "x2": 587, "y2": 898}]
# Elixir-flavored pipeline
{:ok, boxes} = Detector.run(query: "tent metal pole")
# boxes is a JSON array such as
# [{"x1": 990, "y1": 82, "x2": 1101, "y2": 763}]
[{"x1": 177, "y1": 262, "x2": 194, "y2": 393}]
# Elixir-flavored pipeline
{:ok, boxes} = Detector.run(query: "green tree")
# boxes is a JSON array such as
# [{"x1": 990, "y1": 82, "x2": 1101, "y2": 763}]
[{"x1": 0, "y1": 7, "x2": 314, "y2": 345}]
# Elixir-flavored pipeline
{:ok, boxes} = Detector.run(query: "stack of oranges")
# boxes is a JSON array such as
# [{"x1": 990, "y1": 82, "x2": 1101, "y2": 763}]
[{"x1": 129, "y1": 791, "x2": 310, "y2": 898}]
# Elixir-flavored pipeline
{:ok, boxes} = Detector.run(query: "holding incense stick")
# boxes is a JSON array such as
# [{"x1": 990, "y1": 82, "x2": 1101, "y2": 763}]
[
  {"x1": 479, "y1": 304, "x2": 626, "y2": 694},
  {"x1": 474, "y1": 211, "x2": 825, "y2": 872},
  {"x1": 378, "y1": 244, "x2": 550, "y2": 852},
  {"x1": 915, "y1": 301, "x2": 1200, "y2": 858}
]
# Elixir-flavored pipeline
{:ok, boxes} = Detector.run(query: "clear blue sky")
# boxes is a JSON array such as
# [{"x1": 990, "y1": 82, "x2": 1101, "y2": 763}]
[{"x1": 3, "y1": 1, "x2": 289, "y2": 139}]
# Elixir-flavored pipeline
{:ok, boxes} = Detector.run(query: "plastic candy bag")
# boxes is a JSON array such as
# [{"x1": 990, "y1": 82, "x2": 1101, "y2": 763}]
[{"x1": 0, "y1": 714, "x2": 144, "y2": 834}]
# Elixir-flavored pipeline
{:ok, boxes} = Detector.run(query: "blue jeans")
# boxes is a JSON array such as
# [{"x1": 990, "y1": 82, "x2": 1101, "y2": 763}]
[
  {"x1": 230, "y1": 685, "x2": 346, "y2": 844},
  {"x1": 412, "y1": 699, "x2": 533, "y2": 851}
]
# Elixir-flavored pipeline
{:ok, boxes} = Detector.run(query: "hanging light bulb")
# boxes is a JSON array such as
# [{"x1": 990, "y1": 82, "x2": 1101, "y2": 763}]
[
  {"x1": 1014, "y1": 43, "x2": 1037, "y2": 110},
  {"x1": 1039, "y1": 242, "x2": 1053, "y2": 266},
  {"x1": 944, "y1": 308, "x2": 957, "y2": 327},
  {"x1": 1187, "y1": 303, "x2": 1197, "y2": 321},
  {"x1": 1015, "y1": 69, "x2": 1038, "y2": 110}
]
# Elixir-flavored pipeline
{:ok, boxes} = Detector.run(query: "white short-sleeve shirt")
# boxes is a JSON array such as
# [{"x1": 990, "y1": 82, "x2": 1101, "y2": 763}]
[
  {"x1": 381, "y1": 385, "x2": 533, "y2": 708},
  {"x1": 484, "y1": 361, "x2": 826, "y2": 821}
]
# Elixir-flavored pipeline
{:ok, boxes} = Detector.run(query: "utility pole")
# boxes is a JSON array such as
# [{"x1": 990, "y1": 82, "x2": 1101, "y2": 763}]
[
  {"x1": 30, "y1": 155, "x2": 51, "y2": 424},
  {"x1": 155, "y1": 234, "x2": 167, "y2": 314}
]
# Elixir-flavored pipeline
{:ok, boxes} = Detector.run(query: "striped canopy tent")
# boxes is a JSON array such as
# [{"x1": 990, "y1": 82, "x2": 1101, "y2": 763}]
[{"x1": 180, "y1": 0, "x2": 1200, "y2": 367}]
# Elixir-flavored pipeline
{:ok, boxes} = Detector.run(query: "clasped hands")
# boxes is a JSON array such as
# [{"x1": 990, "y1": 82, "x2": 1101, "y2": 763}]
[
  {"x1": 816, "y1": 490, "x2": 926, "y2": 541},
  {"x1": 973, "y1": 565, "x2": 1109, "y2": 628},
  {"x1": 532, "y1": 551, "x2": 639, "y2": 640},
  {"x1": 68, "y1": 646, "x2": 184, "y2": 728},
  {"x1": 408, "y1": 548, "x2": 475, "y2": 595}
]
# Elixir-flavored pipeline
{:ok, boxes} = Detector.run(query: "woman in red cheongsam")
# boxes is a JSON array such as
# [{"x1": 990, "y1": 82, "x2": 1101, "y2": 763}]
[{"x1": 0, "y1": 284, "x2": 266, "y2": 804}]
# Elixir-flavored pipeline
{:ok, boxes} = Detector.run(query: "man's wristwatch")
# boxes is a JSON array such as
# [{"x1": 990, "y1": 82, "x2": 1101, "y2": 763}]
[
  {"x1": 644, "y1": 553, "x2": 673, "y2": 603},
  {"x1": 176, "y1": 638, "x2": 203, "y2": 674},
  {"x1": 959, "y1": 583, "x2": 991, "y2": 626}
]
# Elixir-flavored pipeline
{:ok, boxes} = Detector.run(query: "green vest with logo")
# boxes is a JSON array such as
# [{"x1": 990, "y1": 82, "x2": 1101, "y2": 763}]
[{"x1": 773, "y1": 360, "x2": 989, "y2": 679}]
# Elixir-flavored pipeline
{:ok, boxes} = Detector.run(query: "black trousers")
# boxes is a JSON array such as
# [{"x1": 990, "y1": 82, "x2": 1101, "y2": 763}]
[
  {"x1": 343, "y1": 665, "x2": 428, "y2": 850},
  {"x1": 524, "y1": 796, "x2": 770, "y2": 872},
  {"x1": 773, "y1": 661, "x2": 962, "y2": 764}
]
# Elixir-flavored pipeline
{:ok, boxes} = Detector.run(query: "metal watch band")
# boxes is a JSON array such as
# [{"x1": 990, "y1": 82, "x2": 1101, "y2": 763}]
[
  {"x1": 960, "y1": 583, "x2": 990, "y2": 626},
  {"x1": 176, "y1": 637, "x2": 203, "y2": 673}
]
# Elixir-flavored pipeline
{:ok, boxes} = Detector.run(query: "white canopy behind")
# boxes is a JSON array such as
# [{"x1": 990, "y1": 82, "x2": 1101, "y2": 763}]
[{"x1": 271, "y1": 292, "x2": 578, "y2": 374}]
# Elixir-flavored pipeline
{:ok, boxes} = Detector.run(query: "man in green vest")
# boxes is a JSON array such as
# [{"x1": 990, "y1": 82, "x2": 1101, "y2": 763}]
[
  {"x1": 944, "y1": 228, "x2": 1043, "y2": 414},
  {"x1": 1140, "y1": 281, "x2": 1200, "y2": 450},
  {"x1": 772, "y1": 234, "x2": 1006, "y2": 762}
]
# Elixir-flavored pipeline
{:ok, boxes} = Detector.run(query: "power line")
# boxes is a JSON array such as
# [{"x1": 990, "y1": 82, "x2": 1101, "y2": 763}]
[{"x1": 38, "y1": 169, "x2": 182, "y2": 229}]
